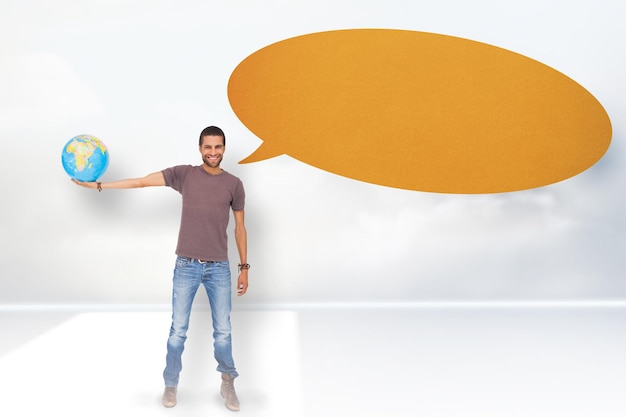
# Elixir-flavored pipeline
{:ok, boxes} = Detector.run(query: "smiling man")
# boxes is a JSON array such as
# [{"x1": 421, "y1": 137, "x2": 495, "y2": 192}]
[{"x1": 73, "y1": 126, "x2": 248, "y2": 412}]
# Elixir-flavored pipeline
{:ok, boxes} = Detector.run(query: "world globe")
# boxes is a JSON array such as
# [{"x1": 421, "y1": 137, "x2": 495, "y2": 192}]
[{"x1": 61, "y1": 134, "x2": 110, "y2": 182}]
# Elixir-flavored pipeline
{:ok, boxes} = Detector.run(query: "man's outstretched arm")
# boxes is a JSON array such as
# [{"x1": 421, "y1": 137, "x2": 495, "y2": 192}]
[{"x1": 72, "y1": 171, "x2": 166, "y2": 190}]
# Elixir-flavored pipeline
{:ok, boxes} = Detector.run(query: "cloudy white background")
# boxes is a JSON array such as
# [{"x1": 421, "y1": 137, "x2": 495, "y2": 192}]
[
  {"x1": 0, "y1": 0, "x2": 624, "y2": 307},
  {"x1": 2, "y1": 2, "x2": 626, "y2": 416}
]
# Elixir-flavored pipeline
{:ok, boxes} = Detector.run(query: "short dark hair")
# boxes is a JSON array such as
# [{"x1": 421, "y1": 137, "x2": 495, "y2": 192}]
[{"x1": 199, "y1": 126, "x2": 226, "y2": 146}]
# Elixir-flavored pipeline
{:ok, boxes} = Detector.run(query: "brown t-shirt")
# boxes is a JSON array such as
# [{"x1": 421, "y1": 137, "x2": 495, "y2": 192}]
[{"x1": 162, "y1": 165, "x2": 245, "y2": 261}]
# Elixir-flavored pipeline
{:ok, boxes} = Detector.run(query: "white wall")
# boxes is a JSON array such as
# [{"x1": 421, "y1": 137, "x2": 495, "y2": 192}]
[{"x1": 1, "y1": 0, "x2": 624, "y2": 306}]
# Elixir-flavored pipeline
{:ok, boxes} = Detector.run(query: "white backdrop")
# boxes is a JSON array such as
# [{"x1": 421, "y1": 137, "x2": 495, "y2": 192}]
[{"x1": 1, "y1": 0, "x2": 624, "y2": 306}]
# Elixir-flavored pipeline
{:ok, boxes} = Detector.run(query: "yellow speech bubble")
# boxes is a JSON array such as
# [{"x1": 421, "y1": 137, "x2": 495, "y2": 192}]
[{"x1": 228, "y1": 29, "x2": 612, "y2": 193}]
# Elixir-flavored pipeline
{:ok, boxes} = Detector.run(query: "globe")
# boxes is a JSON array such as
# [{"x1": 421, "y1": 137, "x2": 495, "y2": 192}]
[{"x1": 61, "y1": 134, "x2": 110, "y2": 182}]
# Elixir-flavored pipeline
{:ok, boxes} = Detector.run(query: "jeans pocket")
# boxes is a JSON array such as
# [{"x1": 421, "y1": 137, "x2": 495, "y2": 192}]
[
  {"x1": 175, "y1": 256, "x2": 191, "y2": 268},
  {"x1": 210, "y1": 261, "x2": 231, "y2": 282}
]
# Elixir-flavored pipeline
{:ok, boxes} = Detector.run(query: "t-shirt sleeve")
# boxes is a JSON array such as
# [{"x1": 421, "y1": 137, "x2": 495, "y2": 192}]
[
  {"x1": 162, "y1": 165, "x2": 191, "y2": 193},
  {"x1": 232, "y1": 179, "x2": 245, "y2": 211}
]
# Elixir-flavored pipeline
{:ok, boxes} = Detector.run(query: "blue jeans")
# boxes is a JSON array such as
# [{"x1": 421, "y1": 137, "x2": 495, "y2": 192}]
[{"x1": 163, "y1": 256, "x2": 238, "y2": 387}]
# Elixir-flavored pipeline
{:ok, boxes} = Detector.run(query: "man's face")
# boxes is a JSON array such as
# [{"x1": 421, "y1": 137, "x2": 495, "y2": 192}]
[{"x1": 199, "y1": 135, "x2": 225, "y2": 168}]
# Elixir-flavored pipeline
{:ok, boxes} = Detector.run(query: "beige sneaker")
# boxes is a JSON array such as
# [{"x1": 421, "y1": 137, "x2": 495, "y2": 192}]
[
  {"x1": 162, "y1": 386, "x2": 177, "y2": 408},
  {"x1": 220, "y1": 373, "x2": 240, "y2": 411}
]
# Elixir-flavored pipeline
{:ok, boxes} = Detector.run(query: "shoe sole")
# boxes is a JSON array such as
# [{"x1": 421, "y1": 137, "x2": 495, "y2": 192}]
[{"x1": 224, "y1": 403, "x2": 240, "y2": 412}]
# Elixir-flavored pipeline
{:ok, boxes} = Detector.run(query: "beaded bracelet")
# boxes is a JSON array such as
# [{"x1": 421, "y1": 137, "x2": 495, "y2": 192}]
[{"x1": 238, "y1": 263, "x2": 250, "y2": 272}]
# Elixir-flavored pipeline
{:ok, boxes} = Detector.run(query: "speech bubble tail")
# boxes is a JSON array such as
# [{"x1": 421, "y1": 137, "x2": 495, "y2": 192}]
[{"x1": 239, "y1": 143, "x2": 284, "y2": 164}]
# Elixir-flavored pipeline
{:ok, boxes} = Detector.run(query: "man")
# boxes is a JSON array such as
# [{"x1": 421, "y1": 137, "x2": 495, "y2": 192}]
[{"x1": 73, "y1": 126, "x2": 248, "y2": 411}]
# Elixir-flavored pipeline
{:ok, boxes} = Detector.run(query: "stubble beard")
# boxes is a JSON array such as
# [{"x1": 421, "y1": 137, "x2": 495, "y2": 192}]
[{"x1": 203, "y1": 154, "x2": 222, "y2": 168}]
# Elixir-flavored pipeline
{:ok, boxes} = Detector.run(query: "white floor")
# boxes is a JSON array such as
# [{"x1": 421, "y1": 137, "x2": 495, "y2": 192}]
[{"x1": 1, "y1": 304, "x2": 626, "y2": 417}]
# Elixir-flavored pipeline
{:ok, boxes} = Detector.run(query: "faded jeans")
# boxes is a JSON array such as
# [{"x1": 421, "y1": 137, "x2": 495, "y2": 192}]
[{"x1": 163, "y1": 256, "x2": 238, "y2": 387}]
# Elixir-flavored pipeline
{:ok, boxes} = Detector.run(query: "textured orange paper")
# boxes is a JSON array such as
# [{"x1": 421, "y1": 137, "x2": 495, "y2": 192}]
[{"x1": 228, "y1": 29, "x2": 612, "y2": 193}]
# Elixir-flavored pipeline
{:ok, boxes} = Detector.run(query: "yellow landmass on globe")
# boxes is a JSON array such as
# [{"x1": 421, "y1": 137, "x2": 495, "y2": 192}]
[{"x1": 65, "y1": 141, "x2": 96, "y2": 171}]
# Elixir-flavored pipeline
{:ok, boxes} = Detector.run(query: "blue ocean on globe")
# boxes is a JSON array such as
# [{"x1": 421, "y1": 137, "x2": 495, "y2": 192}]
[{"x1": 61, "y1": 134, "x2": 110, "y2": 182}]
